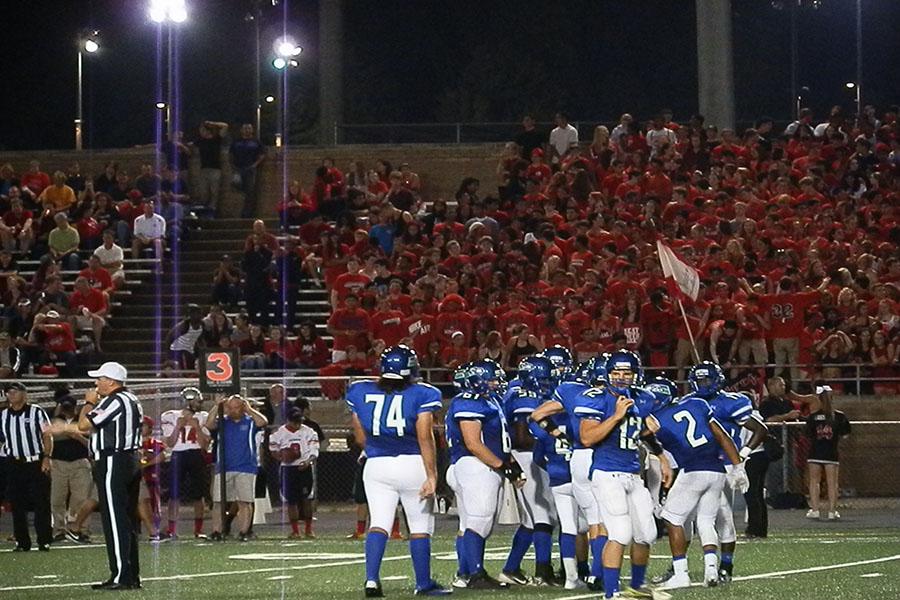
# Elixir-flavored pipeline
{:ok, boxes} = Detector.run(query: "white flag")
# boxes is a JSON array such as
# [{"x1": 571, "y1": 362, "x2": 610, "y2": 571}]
[{"x1": 657, "y1": 240, "x2": 700, "y2": 301}]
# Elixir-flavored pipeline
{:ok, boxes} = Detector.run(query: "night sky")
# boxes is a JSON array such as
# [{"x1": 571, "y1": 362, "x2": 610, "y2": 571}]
[{"x1": 1, "y1": 0, "x2": 897, "y2": 150}]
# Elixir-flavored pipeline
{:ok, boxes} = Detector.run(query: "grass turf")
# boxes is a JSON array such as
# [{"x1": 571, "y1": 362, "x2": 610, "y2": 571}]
[{"x1": 2, "y1": 528, "x2": 900, "y2": 599}]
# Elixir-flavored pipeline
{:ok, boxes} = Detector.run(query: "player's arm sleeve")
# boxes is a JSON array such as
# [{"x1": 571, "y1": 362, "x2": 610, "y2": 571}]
[
  {"x1": 87, "y1": 396, "x2": 122, "y2": 427},
  {"x1": 268, "y1": 430, "x2": 281, "y2": 453},
  {"x1": 308, "y1": 430, "x2": 321, "y2": 458},
  {"x1": 416, "y1": 386, "x2": 443, "y2": 414},
  {"x1": 345, "y1": 384, "x2": 359, "y2": 414}
]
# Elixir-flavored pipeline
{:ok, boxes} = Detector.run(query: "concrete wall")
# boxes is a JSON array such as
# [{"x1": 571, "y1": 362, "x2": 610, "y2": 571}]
[{"x1": 0, "y1": 143, "x2": 504, "y2": 218}]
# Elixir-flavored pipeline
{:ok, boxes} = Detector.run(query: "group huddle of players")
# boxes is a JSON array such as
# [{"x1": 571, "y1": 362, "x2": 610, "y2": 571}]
[{"x1": 346, "y1": 344, "x2": 766, "y2": 599}]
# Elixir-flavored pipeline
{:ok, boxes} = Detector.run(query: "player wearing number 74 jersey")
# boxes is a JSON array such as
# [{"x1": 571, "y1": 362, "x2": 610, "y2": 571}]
[{"x1": 346, "y1": 345, "x2": 451, "y2": 597}]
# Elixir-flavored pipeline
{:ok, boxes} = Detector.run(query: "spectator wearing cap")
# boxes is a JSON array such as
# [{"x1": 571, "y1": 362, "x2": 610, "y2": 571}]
[
  {"x1": 30, "y1": 310, "x2": 78, "y2": 376},
  {"x1": 48, "y1": 212, "x2": 81, "y2": 271},
  {"x1": 0, "y1": 331, "x2": 22, "y2": 378},
  {"x1": 0, "y1": 197, "x2": 34, "y2": 253},
  {"x1": 132, "y1": 200, "x2": 166, "y2": 260},
  {"x1": 269, "y1": 407, "x2": 320, "y2": 539},
  {"x1": 0, "y1": 382, "x2": 53, "y2": 551},
  {"x1": 49, "y1": 390, "x2": 91, "y2": 541}
]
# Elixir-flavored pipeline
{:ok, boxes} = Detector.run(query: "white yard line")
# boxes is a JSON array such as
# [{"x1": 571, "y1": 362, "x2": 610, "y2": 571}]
[
  {"x1": 557, "y1": 553, "x2": 900, "y2": 600},
  {"x1": 0, "y1": 550, "x2": 459, "y2": 592}
]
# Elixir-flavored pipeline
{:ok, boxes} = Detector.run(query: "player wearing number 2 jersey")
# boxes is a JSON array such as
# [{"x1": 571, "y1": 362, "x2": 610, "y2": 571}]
[
  {"x1": 346, "y1": 345, "x2": 449, "y2": 598},
  {"x1": 646, "y1": 377, "x2": 742, "y2": 589}
]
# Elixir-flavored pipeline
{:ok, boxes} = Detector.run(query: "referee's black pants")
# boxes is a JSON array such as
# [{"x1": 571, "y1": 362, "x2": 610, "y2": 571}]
[
  {"x1": 7, "y1": 459, "x2": 52, "y2": 549},
  {"x1": 94, "y1": 452, "x2": 141, "y2": 585},
  {"x1": 744, "y1": 452, "x2": 771, "y2": 537}
]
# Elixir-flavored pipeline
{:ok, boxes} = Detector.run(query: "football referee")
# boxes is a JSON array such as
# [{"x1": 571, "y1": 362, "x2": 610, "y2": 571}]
[
  {"x1": 0, "y1": 382, "x2": 53, "y2": 551},
  {"x1": 72, "y1": 362, "x2": 144, "y2": 590}
]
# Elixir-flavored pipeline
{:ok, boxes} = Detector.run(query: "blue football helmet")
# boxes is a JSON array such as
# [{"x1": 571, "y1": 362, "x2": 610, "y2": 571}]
[
  {"x1": 379, "y1": 344, "x2": 419, "y2": 380},
  {"x1": 688, "y1": 361, "x2": 725, "y2": 397},
  {"x1": 573, "y1": 361, "x2": 592, "y2": 383},
  {"x1": 605, "y1": 350, "x2": 643, "y2": 392},
  {"x1": 645, "y1": 376, "x2": 678, "y2": 411},
  {"x1": 542, "y1": 345, "x2": 574, "y2": 380},
  {"x1": 453, "y1": 363, "x2": 472, "y2": 391},
  {"x1": 469, "y1": 359, "x2": 507, "y2": 394},
  {"x1": 584, "y1": 353, "x2": 611, "y2": 386},
  {"x1": 518, "y1": 355, "x2": 554, "y2": 395}
]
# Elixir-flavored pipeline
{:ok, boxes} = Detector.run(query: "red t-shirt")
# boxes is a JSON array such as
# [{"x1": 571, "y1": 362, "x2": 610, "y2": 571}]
[
  {"x1": 440, "y1": 344, "x2": 471, "y2": 368},
  {"x1": 79, "y1": 267, "x2": 113, "y2": 291},
  {"x1": 758, "y1": 291, "x2": 820, "y2": 339},
  {"x1": 370, "y1": 309, "x2": 406, "y2": 347},
  {"x1": 332, "y1": 273, "x2": 371, "y2": 304},
  {"x1": 2, "y1": 210, "x2": 33, "y2": 228},
  {"x1": 401, "y1": 313, "x2": 434, "y2": 358},
  {"x1": 563, "y1": 310, "x2": 592, "y2": 344},
  {"x1": 69, "y1": 288, "x2": 107, "y2": 314},
  {"x1": 640, "y1": 302, "x2": 675, "y2": 347},
  {"x1": 44, "y1": 323, "x2": 76, "y2": 353},
  {"x1": 20, "y1": 171, "x2": 50, "y2": 195},
  {"x1": 434, "y1": 310, "x2": 475, "y2": 346},
  {"x1": 327, "y1": 308, "x2": 371, "y2": 351},
  {"x1": 141, "y1": 437, "x2": 167, "y2": 485},
  {"x1": 496, "y1": 308, "x2": 537, "y2": 340}
]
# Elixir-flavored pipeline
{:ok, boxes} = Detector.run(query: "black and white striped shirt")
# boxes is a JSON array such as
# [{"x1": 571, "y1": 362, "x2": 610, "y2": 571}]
[
  {"x1": 0, "y1": 403, "x2": 50, "y2": 462},
  {"x1": 86, "y1": 389, "x2": 143, "y2": 459}
]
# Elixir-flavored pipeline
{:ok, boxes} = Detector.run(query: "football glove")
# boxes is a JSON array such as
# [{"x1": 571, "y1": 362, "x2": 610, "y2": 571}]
[
  {"x1": 726, "y1": 462, "x2": 750, "y2": 493},
  {"x1": 498, "y1": 458, "x2": 526, "y2": 484}
]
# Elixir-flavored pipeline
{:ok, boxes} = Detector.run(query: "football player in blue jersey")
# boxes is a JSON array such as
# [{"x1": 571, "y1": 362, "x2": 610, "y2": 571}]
[
  {"x1": 578, "y1": 350, "x2": 671, "y2": 599},
  {"x1": 445, "y1": 363, "x2": 472, "y2": 588},
  {"x1": 531, "y1": 405, "x2": 588, "y2": 590},
  {"x1": 645, "y1": 376, "x2": 744, "y2": 589},
  {"x1": 687, "y1": 361, "x2": 765, "y2": 583},
  {"x1": 346, "y1": 345, "x2": 450, "y2": 597},
  {"x1": 498, "y1": 355, "x2": 558, "y2": 586},
  {"x1": 532, "y1": 354, "x2": 609, "y2": 589},
  {"x1": 445, "y1": 359, "x2": 521, "y2": 590}
]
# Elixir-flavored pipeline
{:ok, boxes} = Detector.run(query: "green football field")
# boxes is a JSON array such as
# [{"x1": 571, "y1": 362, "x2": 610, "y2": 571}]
[{"x1": 2, "y1": 512, "x2": 899, "y2": 600}]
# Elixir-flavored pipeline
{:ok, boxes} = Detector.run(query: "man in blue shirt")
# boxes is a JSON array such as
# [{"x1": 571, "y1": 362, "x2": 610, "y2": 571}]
[
  {"x1": 204, "y1": 394, "x2": 268, "y2": 542},
  {"x1": 228, "y1": 123, "x2": 265, "y2": 218},
  {"x1": 347, "y1": 346, "x2": 449, "y2": 597},
  {"x1": 646, "y1": 377, "x2": 743, "y2": 589}
]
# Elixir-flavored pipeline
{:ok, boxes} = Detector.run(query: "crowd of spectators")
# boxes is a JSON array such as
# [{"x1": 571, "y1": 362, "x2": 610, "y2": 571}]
[{"x1": 214, "y1": 105, "x2": 899, "y2": 395}]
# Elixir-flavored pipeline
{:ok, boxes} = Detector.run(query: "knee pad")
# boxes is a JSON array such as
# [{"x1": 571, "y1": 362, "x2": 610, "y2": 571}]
[
  {"x1": 716, "y1": 504, "x2": 736, "y2": 544},
  {"x1": 604, "y1": 515, "x2": 633, "y2": 546},
  {"x1": 696, "y1": 514, "x2": 718, "y2": 548},
  {"x1": 466, "y1": 515, "x2": 494, "y2": 538}
]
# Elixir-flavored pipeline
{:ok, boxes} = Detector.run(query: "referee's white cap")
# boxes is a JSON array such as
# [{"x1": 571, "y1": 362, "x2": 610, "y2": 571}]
[{"x1": 88, "y1": 362, "x2": 128, "y2": 383}]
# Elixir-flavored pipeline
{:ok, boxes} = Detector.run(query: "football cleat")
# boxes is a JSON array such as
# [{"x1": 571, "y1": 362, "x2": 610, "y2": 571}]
[
  {"x1": 705, "y1": 566, "x2": 719, "y2": 587},
  {"x1": 364, "y1": 581, "x2": 384, "y2": 598},
  {"x1": 806, "y1": 509, "x2": 820, "y2": 519},
  {"x1": 497, "y1": 569, "x2": 531, "y2": 585},
  {"x1": 585, "y1": 575, "x2": 604, "y2": 591},
  {"x1": 413, "y1": 581, "x2": 452, "y2": 596},
  {"x1": 718, "y1": 564, "x2": 733, "y2": 584},
  {"x1": 659, "y1": 572, "x2": 692, "y2": 589},
  {"x1": 564, "y1": 579, "x2": 588, "y2": 590},
  {"x1": 465, "y1": 571, "x2": 509, "y2": 589},
  {"x1": 650, "y1": 566, "x2": 675, "y2": 585},
  {"x1": 532, "y1": 563, "x2": 561, "y2": 587},
  {"x1": 828, "y1": 511, "x2": 841, "y2": 520},
  {"x1": 450, "y1": 575, "x2": 469, "y2": 589}
]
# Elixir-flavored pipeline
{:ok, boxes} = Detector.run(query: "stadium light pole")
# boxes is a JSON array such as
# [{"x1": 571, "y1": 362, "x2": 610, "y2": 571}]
[
  {"x1": 272, "y1": 36, "x2": 301, "y2": 148},
  {"x1": 75, "y1": 31, "x2": 100, "y2": 151},
  {"x1": 149, "y1": 0, "x2": 188, "y2": 138}
]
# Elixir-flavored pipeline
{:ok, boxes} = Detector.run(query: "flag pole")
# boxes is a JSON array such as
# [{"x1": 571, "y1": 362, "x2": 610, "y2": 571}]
[{"x1": 677, "y1": 298, "x2": 701, "y2": 364}]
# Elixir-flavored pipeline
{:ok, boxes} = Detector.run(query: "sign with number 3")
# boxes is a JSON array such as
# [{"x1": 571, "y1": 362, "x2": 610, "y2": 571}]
[{"x1": 200, "y1": 349, "x2": 241, "y2": 394}]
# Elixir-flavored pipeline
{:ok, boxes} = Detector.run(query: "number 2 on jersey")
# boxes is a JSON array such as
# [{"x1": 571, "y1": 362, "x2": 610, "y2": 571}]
[
  {"x1": 618, "y1": 416, "x2": 641, "y2": 450},
  {"x1": 673, "y1": 410, "x2": 709, "y2": 448},
  {"x1": 365, "y1": 394, "x2": 405, "y2": 437}
]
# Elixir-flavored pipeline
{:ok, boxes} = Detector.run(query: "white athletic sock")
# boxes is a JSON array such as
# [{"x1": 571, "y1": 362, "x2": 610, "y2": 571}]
[
  {"x1": 673, "y1": 557, "x2": 689, "y2": 576},
  {"x1": 563, "y1": 557, "x2": 578, "y2": 583},
  {"x1": 703, "y1": 551, "x2": 719, "y2": 571}
]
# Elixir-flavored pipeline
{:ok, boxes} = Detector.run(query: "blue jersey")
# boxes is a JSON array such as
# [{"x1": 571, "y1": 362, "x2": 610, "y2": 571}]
[
  {"x1": 704, "y1": 391, "x2": 754, "y2": 450},
  {"x1": 575, "y1": 386, "x2": 655, "y2": 474},
  {"x1": 501, "y1": 378, "x2": 523, "y2": 406},
  {"x1": 346, "y1": 380, "x2": 443, "y2": 458},
  {"x1": 553, "y1": 380, "x2": 590, "y2": 449},
  {"x1": 446, "y1": 391, "x2": 510, "y2": 464},
  {"x1": 651, "y1": 397, "x2": 725, "y2": 473},
  {"x1": 531, "y1": 421, "x2": 573, "y2": 486}
]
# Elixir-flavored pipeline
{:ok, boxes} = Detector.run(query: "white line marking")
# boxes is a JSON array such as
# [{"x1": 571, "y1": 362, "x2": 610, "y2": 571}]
[
  {"x1": 32, "y1": 576, "x2": 58, "y2": 580},
  {"x1": 0, "y1": 551, "x2": 459, "y2": 592},
  {"x1": 382, "y1": 576, "x2": 408, "y2": 581},
  {"x1": 557, "y1": 554, "x2": 900, "y2": 600},
  {"x1": 860, "y1": 572, "x2": 884, "y2": 578},
  {"x1": 267, "y1": 576, "x2": 293, "y2": 581}
]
